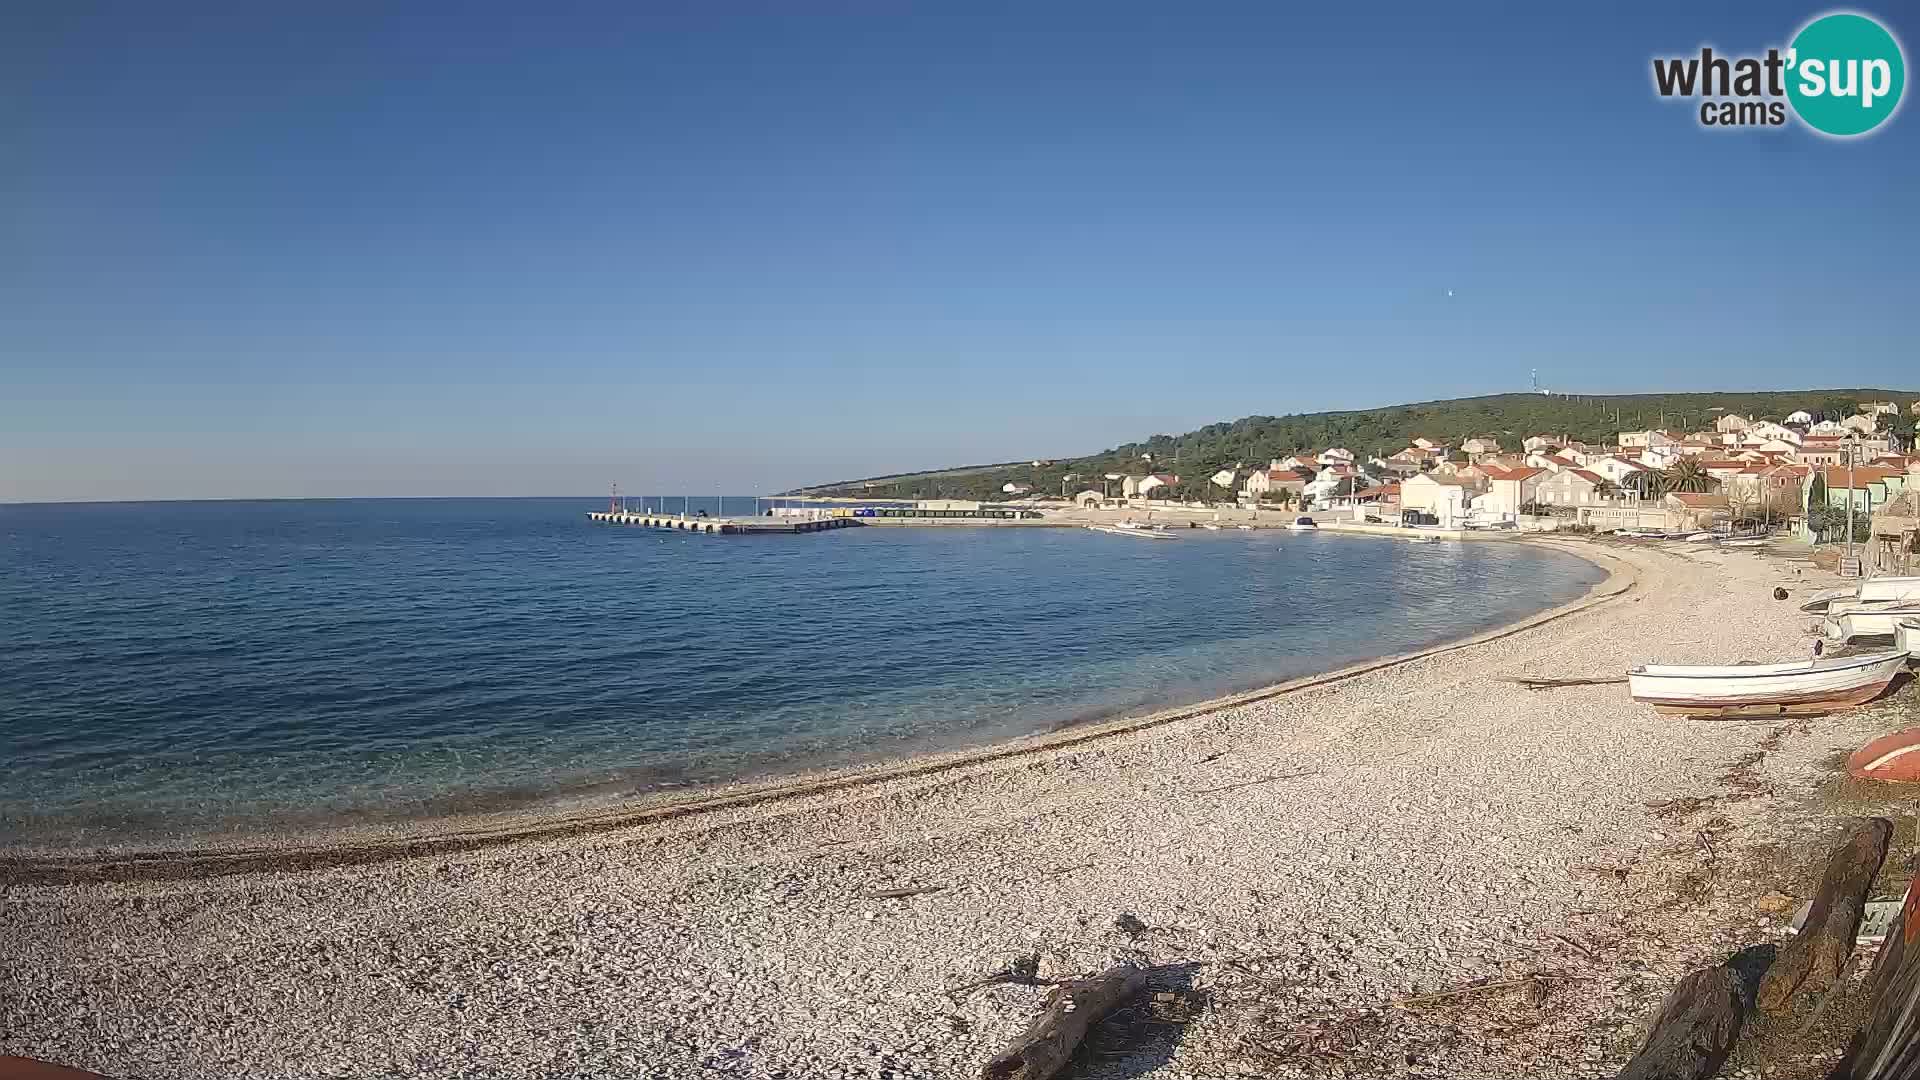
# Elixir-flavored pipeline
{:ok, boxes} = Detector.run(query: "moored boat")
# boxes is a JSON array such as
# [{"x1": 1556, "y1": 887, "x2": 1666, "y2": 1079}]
[
  {"x1": 1628, "y1": 650, "x2": 1909, "y2": 718},
  {"x1": 1286, "y1": 515, "x2": 1318, "y2": 532},
  {"x1": 1086, "y1": 523, "x2": 1175, "y2": 540}
]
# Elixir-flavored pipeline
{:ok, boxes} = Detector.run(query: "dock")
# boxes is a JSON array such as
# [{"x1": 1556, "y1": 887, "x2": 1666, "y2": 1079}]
[{"x1": 586, "y1": 510, "x2": 860, "y2": 535}]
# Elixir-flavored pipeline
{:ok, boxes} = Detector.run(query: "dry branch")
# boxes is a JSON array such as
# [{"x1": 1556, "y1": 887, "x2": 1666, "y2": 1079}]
[{"x1": 1500, "y1": 675, "x2": 1630, "y2": 690}]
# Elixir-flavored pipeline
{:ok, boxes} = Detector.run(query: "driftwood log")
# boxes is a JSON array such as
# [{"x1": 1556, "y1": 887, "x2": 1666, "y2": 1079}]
[
  {"x1": 980, "y1": 963, "x2": 1147, "y2": 1080},
  {"x1": 1614, "y1": 965, "x2": 1748, "y2": 1080},
  {"x1": 1829, "y1": 877, "x2": 1920, "y2": 1079},
  {"x1": 1758, "y1": 817, "x2": 1894, "y2": 1014}
]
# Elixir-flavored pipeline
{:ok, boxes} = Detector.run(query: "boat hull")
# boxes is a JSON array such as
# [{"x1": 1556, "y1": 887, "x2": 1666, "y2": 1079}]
[
  {"x1": 1629, "y1": 652, "x2": 1909, "y2": 719},
  {"x1": 1825, "y1": 607, "x2": 1920, "y2": 642}
]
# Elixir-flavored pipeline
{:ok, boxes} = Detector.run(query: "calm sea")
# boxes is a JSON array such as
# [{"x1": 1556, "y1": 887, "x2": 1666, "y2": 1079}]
[{"x1": 0, "y1": 498, "x2": 1604, "y2": 848}]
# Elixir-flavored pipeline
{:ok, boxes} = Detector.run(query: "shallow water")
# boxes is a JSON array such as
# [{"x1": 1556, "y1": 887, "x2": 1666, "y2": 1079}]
[{"x1": 0, "y1": 499, "x2": 1604, "y2": 847}]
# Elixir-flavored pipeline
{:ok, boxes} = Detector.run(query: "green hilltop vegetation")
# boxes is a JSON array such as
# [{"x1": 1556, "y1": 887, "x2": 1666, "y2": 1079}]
[{"x1": 797, "y1": 389, "x2": 1920, "y2": 502}]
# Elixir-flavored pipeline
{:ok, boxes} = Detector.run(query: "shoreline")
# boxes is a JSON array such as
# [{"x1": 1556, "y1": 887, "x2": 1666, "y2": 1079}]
[
  {"x1": 0, "y1": 536, "x2": 1627, "y2": 884},
  {"x1": 4, "y1": 539, "x2": 1867, "y2": 1080}
]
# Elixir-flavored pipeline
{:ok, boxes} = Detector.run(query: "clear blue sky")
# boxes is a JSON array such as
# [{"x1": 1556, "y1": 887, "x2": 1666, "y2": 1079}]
[{"x1": 4, "y1": 2, "x2": 1915, "y2": 501}]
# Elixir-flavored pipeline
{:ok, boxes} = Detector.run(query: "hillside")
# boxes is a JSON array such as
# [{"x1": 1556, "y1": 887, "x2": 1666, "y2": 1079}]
[{"x1": 796, "y1": 389, "x2": 1920, "y2": 502}]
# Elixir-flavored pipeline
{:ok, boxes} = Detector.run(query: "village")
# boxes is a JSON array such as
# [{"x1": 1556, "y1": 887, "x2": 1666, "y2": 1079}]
[{"x1": 1067, "y1": 399, "x2": 1920, "y2": 556}]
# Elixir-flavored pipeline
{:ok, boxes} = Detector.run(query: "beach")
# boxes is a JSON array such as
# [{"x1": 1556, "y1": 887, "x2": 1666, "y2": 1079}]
[{"x1": 4, "y1": 538, "x2": 1911, "y2": 1079}]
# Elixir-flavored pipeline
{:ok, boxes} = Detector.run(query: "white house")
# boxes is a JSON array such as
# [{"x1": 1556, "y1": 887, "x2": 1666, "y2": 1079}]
[
  {"x1": 1535, "y1": 468, "x2": 1608, "y2": 506},
  {"x1": 1317, "y1": 447, "x2": 1356, "y2": 466},
  {"x1": 1715, "y1": 413, "x2": 1752, "y2": 433},
  {"x1": 1243, "y1": 468, "x2": 1306, "y2": 502},
  {"x1": 1810, "y1": 419, "x2": 1850, "y2": 436},
  {"x1": 1122, "y1": 474, "x2": 1179, "y2": 499},
  {"x1": 1002, "y1": 482, "x2": 1033, "y2": 495},
  {"x1": 1304, "y1": 465, "x2": 1370, "y2": 506},
  {"x1": 1399, "y1": 473, "x2": 1474, "y2": 527},
  {"x1": 1462, "y1": 436, "x2": 1501, "y2": 456},
  {"x1": 1842, "y1": 413, "x2": 1878, "y2": 434},
  {"x1": 1786, "y1": 410, "x2": 1815, "y2": 425},
  {"x1": 1473, "y1": 465, "x2": 1547, "y2": 520},
  {"x1": 1746, "y1": 420, "x2": 1802, "y2": 445}
]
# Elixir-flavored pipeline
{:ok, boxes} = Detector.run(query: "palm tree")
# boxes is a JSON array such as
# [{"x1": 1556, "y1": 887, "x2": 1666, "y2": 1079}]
[
  {"x1": 1661, "y1": 458, "x2": 1716, "y2": 494},
  {"x1": 1595, "y1": 478, "x2": 1620, "y2": 501}
]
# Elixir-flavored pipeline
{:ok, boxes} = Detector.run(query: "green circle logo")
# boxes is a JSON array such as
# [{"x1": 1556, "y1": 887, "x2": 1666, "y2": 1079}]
[{"x1": 1787, "y1": 12, "x2": 1906, "y2": 136}]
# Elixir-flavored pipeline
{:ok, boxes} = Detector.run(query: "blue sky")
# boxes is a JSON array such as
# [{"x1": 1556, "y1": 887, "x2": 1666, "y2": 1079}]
[{"x1": 4, "y1": 2, "x2": 1916, "y2": 500}]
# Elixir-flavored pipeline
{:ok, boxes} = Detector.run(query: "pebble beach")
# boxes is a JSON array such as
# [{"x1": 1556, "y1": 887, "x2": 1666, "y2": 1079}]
[{"x1": 2, "y1": 538, "x2": 1895, "y2": 1079}]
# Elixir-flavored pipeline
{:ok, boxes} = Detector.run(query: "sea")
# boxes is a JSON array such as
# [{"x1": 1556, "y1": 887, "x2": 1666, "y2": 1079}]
[{"x1": 0, "y1": 498, "x2": 1606, "y2": 849}]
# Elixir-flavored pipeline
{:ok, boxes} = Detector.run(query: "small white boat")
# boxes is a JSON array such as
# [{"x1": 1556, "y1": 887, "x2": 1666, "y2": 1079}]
[
  {"x1": 1202, "y1": 523, "x2": 1223, "y2": 531},
  {"x1": 1724, "y1": 538, "x2": 1769, "y2": 548},
  {"x1": 1629, "y1": 650, "x2": 1910, "y2": 718},
  {"x1": 1405, "y1": 535, "x2": 1440, "y2": 544},
  {"x1": 1287, "y1": 516, "x2": 1318, "y2": 532},
  {"x1": 1234, "y1": 524, "x2": 1254, "y2": 531},
  {"x1": 1824, "y1": 606, "x2": 1920, "y2": 643},
  {"x1": 1087, "y1": 523, "x2": 1174, "y2": 540},
  {"x1": 1686, "y1": 532, "x2": 1717, "y2": 542},
  {"x1": 1802, "y1": 578, "x2": 1920, "y2": 613}
]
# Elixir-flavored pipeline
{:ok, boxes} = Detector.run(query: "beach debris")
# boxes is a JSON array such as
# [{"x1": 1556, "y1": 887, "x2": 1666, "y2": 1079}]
[
  {"x1": 947, "y1": 952, "x2": 1042, "y2": 998},
  {"x1": 979, "y1": 963, "x2": 1148, "y2": 1080},
  {"x1": 1774, "y1": 587, "x2": 1791, "y2": 600},
  {"x1": 1755, "y1": 889, "x2": 1798, "y2": 915},
  {"x1": 1756, "y1": 817, "x2": 1892, "y2": 1015},
  {"x1": 1646, "y1": 795, "x2": 1716, "y2": 820},
  {"x1": 864, "y1": 884, "x2": 946, "y2": 900},
  {"x1": 1394, "y1": 973, "x2": 1587, "y2": 1010},
  {"x1": 1113, "y1": 913, "x2": 1149, "y2": 936},
  {"x1": 1500, "y1": 674, "x2": 1630, "y2": 691},
  {"x1": 1614, "y1": 964, "x2": 1747, "y2": 1080},
  {"x1": 1847, "y1": 729, "x2": 1920, "y2": 784},
  {"x1": 1191, "y1": 769, "x2": 1316, "y2": 795}
]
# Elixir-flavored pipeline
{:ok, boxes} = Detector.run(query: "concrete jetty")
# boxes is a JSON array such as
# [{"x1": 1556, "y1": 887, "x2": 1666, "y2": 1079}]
[{"x1": 586, "y1": 510, "x2": 859, "y2": 535}]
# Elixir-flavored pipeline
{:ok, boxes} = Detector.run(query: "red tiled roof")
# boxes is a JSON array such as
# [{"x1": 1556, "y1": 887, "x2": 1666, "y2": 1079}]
[
  {"x1": 1482, "y1": 465, "x2": 1545, "y2": 481},
  {"x1": 1570, "y1": 469, "x2": 1605, "y2": 484},
  {"x1": 1817, "y1": 466, "x2": 1902, "y2": 486}
]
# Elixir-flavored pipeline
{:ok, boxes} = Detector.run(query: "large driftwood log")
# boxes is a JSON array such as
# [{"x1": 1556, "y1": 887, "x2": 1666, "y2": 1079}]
[
  {"x1": 1614, "y1": 965, "x2": 1748, "y2": 1080},
  {"x1": 1829, "y1": 877, "x2": 1920, "y2": 1079},
  {"x1": 1759, "y1": 817, "x2": 1894, "y2": 1014},
  {"x1": 980, "y1": 964, "x2": 1148, "y2": 1080}
]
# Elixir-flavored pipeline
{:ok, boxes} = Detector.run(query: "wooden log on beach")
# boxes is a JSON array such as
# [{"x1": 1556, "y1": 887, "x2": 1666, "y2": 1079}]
[
  {"x1": 980, "y1": 963, "x2": 1147, "y2": 1080},
  {"x1": 1614, "y1": 965, "x2": 1748, "y2": 1080},
  {"x1": 1758, "y1": 817, "x2": 1893, "y2": 1014},
  {"x1": 1829, "y1": 877, "x2": 1920, "y2": 1079}
]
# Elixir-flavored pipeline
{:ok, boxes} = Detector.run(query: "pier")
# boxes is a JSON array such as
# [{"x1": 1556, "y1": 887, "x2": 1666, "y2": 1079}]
[{"x1": 586, "y1": 510, "x2": 860, "y2": 535}]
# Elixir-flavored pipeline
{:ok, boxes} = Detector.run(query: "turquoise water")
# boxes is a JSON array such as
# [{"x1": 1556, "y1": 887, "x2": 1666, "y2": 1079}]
[{"x1": 0, "y1": 499, "x2": 1604, "y2": 847}]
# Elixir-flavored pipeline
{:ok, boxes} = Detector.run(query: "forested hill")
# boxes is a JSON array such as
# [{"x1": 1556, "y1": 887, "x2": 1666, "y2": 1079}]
[{"x1": 795, "y1": 389, "x2": 1920, "y2": 502}]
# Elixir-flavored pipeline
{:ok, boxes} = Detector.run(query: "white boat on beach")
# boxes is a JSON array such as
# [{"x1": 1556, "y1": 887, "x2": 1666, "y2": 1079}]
[
  {"x1": 1202, "y1": 523, "x2": 1222, "y2": 531},
  {"x1": 1897, "y1": 619, "x2": 1920, "y2": 658},
  {"x1": 1629, "y1": 650, "x2": 1910, "y2": 719},
  {"x1": 1685, "y1": 532, "x2": 1717, "y2": 542},
  {"x1": 1723, "y1": 538, "x2": 1769, "y2": 548},
  {"x1": 1823, "y1": 605, "x2": 1920, "y2": 643},
  {"x1": 1286, "y1": 516, "x2": 1318, "y2": 532},
  {"x1": 1086, "y1": 523, "x2": 1175, "y2": 540},
  {"x1": 1800, "y1": 578, "x2": 1920, "y2": 614},
  {"x1": 1235, "y1": 524, "x2": 1255, "y2": 531}
]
